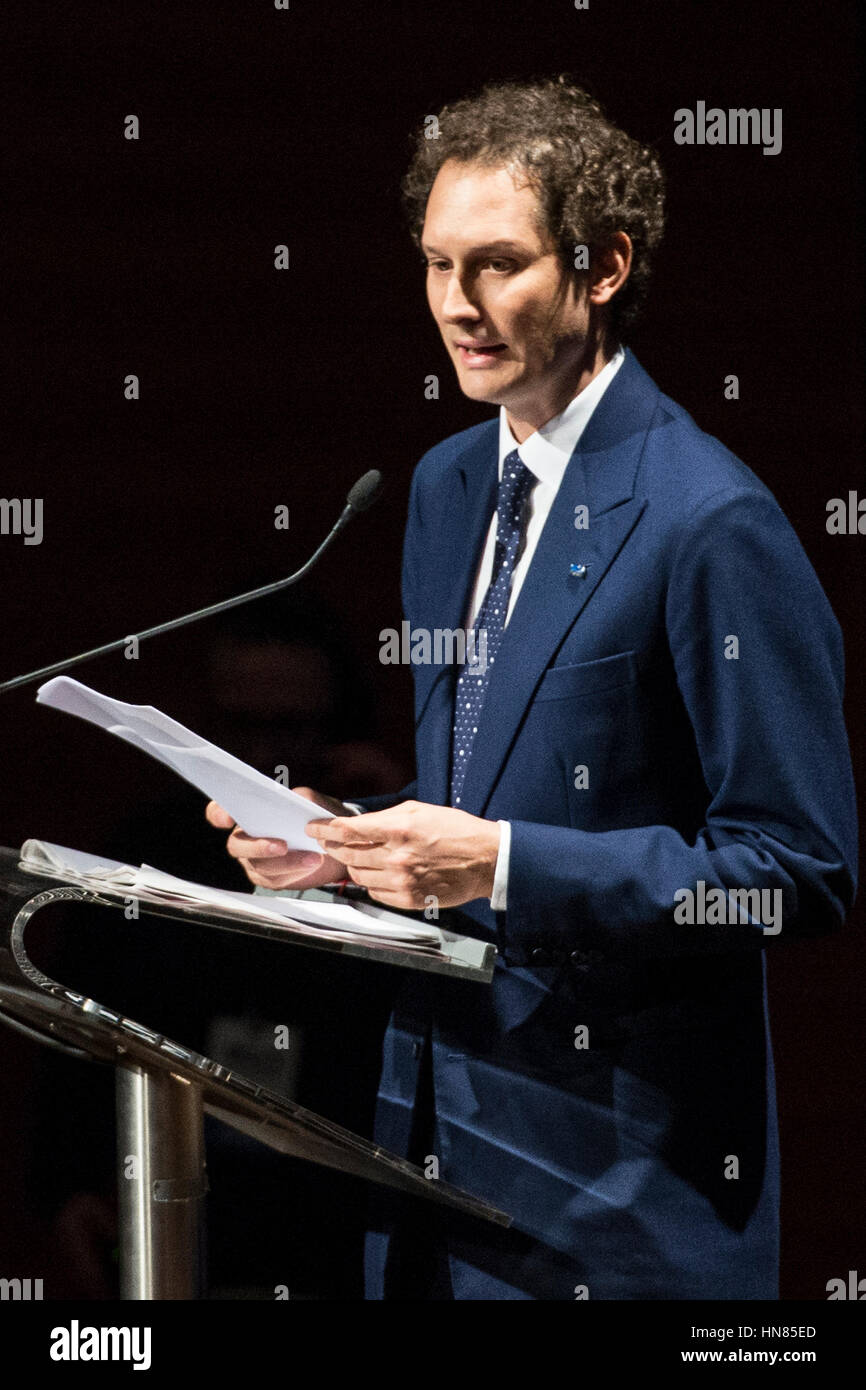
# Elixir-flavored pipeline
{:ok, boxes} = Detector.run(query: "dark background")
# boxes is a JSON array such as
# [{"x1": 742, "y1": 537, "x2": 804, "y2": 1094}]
[{"x1": 1, "y1": 0, "x2": 863, "y2": 1298}]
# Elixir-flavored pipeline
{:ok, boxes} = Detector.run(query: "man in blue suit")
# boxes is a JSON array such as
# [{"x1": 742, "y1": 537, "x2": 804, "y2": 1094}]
[{"x1": 208, "y1": 78, "x2": 856, "y2": 1299}]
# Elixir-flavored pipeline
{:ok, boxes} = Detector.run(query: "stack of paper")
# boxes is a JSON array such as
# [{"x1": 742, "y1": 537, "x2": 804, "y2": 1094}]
[{"x1": 20, "y1": 839, "x2": 443, "y2": 949}]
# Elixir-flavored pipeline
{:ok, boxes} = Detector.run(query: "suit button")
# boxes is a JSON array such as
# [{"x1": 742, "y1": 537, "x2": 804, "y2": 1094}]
[
  {"x1": 530, "y1": 947, "x2": 552, "y2": 965},
  {"x1": 570, "y1": 949, "x2": 590, "y2": 970}
]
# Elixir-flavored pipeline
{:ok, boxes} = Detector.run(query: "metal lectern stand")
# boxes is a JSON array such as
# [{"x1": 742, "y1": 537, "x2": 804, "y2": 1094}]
[{"x1": 0, "y1": 847, "x2": 508, "y2": 1299}]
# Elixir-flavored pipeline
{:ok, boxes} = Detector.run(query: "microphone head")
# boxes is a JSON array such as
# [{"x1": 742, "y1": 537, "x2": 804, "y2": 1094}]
[{"x1": 346, "y1": 470, "x2": 384, "y2": 514}]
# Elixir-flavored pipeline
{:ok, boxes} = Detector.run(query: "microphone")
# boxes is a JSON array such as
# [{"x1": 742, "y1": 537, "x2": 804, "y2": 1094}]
[
  {"x1": 342, "y1": 469, "x2": 383, "y2": 516},
  {"x1": 0, "y1": 470, "x2": 384, "y2": 694}
]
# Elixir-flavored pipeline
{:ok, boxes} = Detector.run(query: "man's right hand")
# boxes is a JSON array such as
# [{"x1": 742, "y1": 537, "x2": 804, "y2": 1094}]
[{"x1": 205, "y1": 787, "x2": 350, "y2": 891}]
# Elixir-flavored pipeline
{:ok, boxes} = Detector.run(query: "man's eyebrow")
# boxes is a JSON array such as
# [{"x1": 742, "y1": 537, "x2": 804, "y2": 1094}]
[{"x1": 420, "y1": 239, "x2": 534, "y2": 256}]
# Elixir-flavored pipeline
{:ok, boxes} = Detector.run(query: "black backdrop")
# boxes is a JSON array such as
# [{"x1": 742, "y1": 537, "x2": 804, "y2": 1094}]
[{"x1": 1, "y1": 0, "x2": 863, "y2": 1300}]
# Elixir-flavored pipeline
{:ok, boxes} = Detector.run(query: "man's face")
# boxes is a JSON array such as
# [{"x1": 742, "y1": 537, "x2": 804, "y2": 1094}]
[{"x1": 421, "y1": 160, "x2": 592, "y2": 426}]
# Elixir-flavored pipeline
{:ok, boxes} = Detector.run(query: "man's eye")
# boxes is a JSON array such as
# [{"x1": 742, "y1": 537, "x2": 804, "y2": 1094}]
[
  {"x1": 425, "y1": 260, "x2": 450, "y2": 272},
  {"x1": 484, "y1": 259, "x2": 515, "y2": 273}
]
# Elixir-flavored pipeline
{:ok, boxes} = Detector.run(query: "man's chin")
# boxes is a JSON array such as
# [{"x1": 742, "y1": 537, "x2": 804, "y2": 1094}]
[{"x1": 455, "y1": 368, "x2": 514, "y2": 406}]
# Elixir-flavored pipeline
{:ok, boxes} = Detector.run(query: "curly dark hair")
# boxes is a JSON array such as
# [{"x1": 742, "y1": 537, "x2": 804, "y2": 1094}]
[{"x1": 402, "y1": 76, "x2": 665, "y2": 339}]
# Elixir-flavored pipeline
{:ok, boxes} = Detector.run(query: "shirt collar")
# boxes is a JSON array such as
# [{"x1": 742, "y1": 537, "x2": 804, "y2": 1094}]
[{"x1": 498, "y1": 345, "x2": 626, "y2": 487}]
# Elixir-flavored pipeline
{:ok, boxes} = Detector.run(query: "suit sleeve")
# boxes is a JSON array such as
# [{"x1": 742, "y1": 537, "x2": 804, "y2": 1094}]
[{"x1": 503, "y1": 487, "x2": 858, "y2": 962}]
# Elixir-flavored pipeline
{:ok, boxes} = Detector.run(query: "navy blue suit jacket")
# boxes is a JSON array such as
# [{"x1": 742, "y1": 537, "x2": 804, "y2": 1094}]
[{"x1": 359, "y1": 349, "x2": 857, "y2": 1299}]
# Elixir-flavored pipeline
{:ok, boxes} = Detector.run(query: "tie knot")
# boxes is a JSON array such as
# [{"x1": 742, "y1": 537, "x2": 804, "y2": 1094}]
[{"x1": 497, "y1": 450, "x2": 534, "y2": 525}]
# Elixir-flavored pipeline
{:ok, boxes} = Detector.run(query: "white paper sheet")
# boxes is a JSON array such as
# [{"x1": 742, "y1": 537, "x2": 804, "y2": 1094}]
[{"x1": 36, "y1": 676, "x2": 335, "y2": 849}]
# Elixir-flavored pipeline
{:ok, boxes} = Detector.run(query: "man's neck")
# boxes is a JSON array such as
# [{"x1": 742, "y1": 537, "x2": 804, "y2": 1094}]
[{"x1": 505, "y1": 337, "x2": 616, "y2": 444}]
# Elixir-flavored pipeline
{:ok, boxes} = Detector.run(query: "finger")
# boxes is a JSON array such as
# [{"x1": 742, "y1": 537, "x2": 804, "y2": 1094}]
[
  {"x1": 241, "y1": 854, "x2": 344, "y2": 891},
  {"x1": 244, "y1": 859, "x2": 320, "y2": 885},
  {"x1": 205, "y1": 801, "x2": 235, "y2": 829},
  {"x1": 306, "y1": 817, "x2": 385, "y2": 848},
  {"x1": 336, "y1": 846, "x2": 393, "y2": 870},
  {"x1": 226, "y1": 829, "x2": 300, "y2": 861},
  {"x1": 241, "y1": 862, "x2": 289, "y2": 889},
  {"x1": 309, "y1": 833, "x2": 383, "y2": 856},
  {"x1": 310, "y1": 811, "x2": 394, "y2": 839}
]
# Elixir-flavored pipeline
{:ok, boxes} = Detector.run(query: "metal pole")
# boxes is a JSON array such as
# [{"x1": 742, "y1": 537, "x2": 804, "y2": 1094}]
[{"x1": 115, "y1": 1064, "x2": 208, "y2": 1299}]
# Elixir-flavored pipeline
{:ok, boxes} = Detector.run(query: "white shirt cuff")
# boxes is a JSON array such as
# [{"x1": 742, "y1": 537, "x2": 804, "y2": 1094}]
[
  {"x1": 343, "y1": 802, "x2": 365, "y2": 815},
  {"x1": 490, "y1": 819, "x2": 511, "y2": 911}
]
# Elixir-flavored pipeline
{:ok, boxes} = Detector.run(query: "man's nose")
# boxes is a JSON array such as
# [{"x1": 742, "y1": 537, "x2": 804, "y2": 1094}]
[{"x1": 440, "y1": 271, "x2": 482, "y2": 321}]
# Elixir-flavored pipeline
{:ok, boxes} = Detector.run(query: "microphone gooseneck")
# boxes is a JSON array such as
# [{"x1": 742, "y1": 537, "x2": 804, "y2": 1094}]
[{"x1": 0, "y1": 471, "x2": 385, "y2": 695}]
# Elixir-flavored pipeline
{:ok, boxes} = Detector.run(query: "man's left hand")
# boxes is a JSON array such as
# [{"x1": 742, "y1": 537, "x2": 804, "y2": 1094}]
[{"x1": 305, "y1": 800, "x2": 501, "y2": 910}]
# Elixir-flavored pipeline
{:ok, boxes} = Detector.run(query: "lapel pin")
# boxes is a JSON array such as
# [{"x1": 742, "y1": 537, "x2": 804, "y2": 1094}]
[{"x1": 569, "y1": 563, "x2": 588, "y2": 578}]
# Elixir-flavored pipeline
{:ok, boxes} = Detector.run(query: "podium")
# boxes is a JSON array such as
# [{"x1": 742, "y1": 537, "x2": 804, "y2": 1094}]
[{"x1": 0, "y1": 846, "x2": 509, "y2": 1298}]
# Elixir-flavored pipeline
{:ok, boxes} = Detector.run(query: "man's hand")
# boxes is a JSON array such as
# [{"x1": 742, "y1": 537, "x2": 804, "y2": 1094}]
[
  {"x1": 305, "y1": 800, "x2": 501, "y2": 909},
  {"x1": 205, "y1": 787, "x2": 350, "y2": 891}
]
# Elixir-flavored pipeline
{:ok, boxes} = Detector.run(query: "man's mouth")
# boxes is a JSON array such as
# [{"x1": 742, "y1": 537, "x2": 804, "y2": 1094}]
[{"x1": 455, "y1": 341, "x2": 508, "y2": 367}]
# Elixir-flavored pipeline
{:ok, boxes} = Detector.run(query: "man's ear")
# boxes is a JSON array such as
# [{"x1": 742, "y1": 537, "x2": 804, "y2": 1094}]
[{"x1": 588, "y1": 232, "x2": 632, "y2": 307}]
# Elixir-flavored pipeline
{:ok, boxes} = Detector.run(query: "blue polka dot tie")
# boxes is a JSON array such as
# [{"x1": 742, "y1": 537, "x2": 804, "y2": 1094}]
[{"x1": 450, "y1": 449, "x2": 535, "y2": 807}]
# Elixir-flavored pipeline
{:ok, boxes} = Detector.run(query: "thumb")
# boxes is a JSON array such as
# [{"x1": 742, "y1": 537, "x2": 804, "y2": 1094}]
[{"x1": 205, "y1": 800, "x2": 235, "y2": 829}]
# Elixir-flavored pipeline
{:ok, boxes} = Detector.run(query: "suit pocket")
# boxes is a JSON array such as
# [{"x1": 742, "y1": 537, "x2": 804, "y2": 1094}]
[{"x1": 533, "y1": 650, "x2": 638, "y2": 702}]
